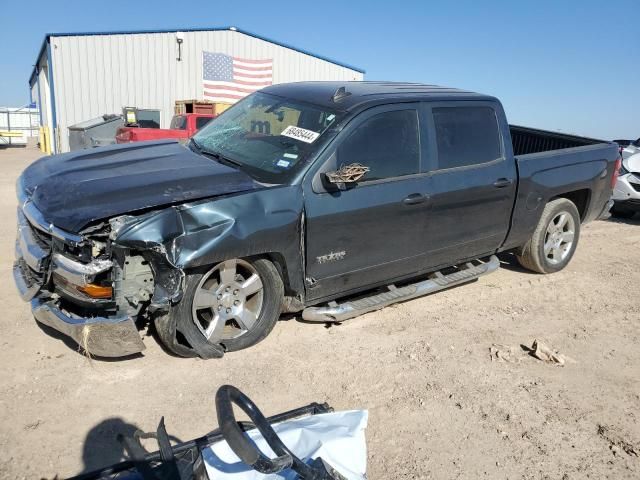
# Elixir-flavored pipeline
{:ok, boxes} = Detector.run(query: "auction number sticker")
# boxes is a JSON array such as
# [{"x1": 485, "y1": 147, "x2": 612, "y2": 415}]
[{"x1": 281, "y1": 125, "x2": 320, "y2": 143}]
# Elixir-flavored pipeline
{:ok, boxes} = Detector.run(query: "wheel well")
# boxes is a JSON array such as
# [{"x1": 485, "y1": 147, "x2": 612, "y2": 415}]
[
  {"x1": 550, "y1": 189, "x2": 590, "y2": 220},
  {"x1": 257, "y1": 252, "x2": 295, "y2": 296}
]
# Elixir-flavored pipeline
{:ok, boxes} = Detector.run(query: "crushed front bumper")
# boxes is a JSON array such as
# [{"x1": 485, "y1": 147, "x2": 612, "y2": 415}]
[
  {"x1": 14, "y1": 260, "x2": 145, "y2": 357},
  {"x1": 13, "y1": 204, "x2": 146, "y2": 357},
  {"x1": 31, "y1": 297, "x2": 145, "y2": 357}
]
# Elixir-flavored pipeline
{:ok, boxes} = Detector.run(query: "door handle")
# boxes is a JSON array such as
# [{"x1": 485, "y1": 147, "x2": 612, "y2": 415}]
[
  {"x1": 493, "y1": 178, "x2": 513, "y2": 188},
  {"x1": 402, "y1": 193, "x2": 428, "y2": 205}
]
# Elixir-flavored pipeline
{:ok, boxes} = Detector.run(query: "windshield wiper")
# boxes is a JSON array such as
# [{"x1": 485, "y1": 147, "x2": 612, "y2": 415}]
[
  {"x1": 189, "y1": 137, "x2": 204, "y2": 153},
  {"x1": 198, "y1": 146, "x2": 244, "y2": 169}
]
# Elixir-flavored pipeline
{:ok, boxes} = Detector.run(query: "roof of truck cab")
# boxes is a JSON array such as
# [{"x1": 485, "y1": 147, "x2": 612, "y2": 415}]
[{"x1": 262, "y1": 81, "x2": 495, "y2": 111}]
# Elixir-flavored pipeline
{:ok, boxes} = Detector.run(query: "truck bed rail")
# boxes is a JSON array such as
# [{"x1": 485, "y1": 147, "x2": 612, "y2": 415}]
[{"x1": 510, "y1": 125, "x2": 604, "y2": 156}]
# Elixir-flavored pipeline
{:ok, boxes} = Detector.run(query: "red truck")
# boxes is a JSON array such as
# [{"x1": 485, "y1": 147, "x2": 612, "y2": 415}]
[{"x1": 115, "y1": 113, "x2": 215, "y2": 144}]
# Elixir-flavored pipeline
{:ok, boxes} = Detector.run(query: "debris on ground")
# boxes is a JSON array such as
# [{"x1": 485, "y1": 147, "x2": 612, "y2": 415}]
[
  {"x1": 529, "y1": 339, "x2": 575, "y2": 366},
  {"x1": 24, "y1": 420, "x2": 42, "y2": 430},
  {"x1": 489, "y1": 344, "x2": 520, "y2": 363},
  {"x1": 490, "y1": 340, "x2": 577, "y2": 366},
  {"x1": 597, "y1": 424, "x2": 639, "y2": 457}
]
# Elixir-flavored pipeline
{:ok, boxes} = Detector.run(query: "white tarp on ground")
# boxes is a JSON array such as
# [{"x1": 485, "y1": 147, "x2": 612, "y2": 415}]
[{"x1": 202, "y1": 410, "x2": 368, "y2": 480}]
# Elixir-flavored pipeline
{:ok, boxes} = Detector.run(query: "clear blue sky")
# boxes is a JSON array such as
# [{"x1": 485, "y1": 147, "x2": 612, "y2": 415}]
[{"x1": 1, "y1": 0, "x2": 638, "y2": 139}]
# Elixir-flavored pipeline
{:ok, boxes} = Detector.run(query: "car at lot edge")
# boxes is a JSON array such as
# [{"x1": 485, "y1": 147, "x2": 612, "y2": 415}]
[{"x1": 611, "y1": 151, "x2": 640, "y2": 218}]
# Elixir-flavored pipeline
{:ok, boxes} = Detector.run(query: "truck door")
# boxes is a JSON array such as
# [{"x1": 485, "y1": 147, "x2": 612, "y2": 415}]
[
  {"x1": 303, "y1": 104, "x2": 431, "y2": 302},
  {"x1": 421, "y1": 102, "x2": 516, "y2": 268}
]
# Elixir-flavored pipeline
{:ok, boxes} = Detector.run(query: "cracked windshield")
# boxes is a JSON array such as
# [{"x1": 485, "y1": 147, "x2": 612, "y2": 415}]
[{"x1": 192, "y1": 92, "x2": 341, "y2": 182}]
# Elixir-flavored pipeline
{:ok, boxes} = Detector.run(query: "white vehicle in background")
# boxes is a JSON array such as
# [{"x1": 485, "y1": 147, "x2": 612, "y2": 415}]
[
  {"x1": 611, "y1": 151, "x2": 640, "y2": 218},
  {"x1": 613, "y1": 138, "x2": 640, "y2": 159}
]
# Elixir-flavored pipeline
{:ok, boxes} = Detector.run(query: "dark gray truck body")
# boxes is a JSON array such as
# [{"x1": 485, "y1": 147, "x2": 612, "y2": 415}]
[{"x1": 14, "y1": 82, "x2": 619, "y2": 357}]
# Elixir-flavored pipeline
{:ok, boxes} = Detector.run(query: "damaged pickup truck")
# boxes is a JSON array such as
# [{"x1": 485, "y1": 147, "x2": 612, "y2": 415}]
[{"x1": 14, "y1": 82, "x2": 621, "y2": 358}]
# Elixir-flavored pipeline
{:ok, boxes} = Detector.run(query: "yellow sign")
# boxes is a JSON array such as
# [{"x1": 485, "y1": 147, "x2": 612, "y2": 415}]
[{"x1": 126, "y1": 111, "x2": 137, "y2": 124}]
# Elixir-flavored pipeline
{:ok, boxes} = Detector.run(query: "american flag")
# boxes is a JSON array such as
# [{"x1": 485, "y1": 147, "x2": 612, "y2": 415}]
[{"x1": 202, "y1": 52, "x2": 273, "y2": 103}]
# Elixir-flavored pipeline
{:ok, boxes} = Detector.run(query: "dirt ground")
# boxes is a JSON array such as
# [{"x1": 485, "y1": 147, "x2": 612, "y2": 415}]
[{"x1": 0, "y1": 143, "x2": 638, "y2": 479}]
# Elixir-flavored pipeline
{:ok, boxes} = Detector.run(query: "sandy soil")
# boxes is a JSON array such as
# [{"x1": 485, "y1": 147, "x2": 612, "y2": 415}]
[{"x1": 0, "y1": 144, "x2": 638, "y2": 479}]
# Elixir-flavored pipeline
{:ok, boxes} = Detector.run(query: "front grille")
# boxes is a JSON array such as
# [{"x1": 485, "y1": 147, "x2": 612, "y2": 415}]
[
  {"x1": 18, "y1": 205, "x2": 52, "y2": 249},
  {"x1": 29, "y1": 222, "x2": 53, "y2": 248},
  {"x1": 16, "y1": 257, "x2": 43, "y2": 285},
  {"x1": 16, "y1": 209, "x2": 51, "y2": 273},
  {"x1": 22, "y1": 200, "x2": 83, "y2": 245}
]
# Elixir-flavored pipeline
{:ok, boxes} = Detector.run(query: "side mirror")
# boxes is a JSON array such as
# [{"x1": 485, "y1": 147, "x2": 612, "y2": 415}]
[{"x1": 323, "y1": 163, "x2": 370, "y2": 187}]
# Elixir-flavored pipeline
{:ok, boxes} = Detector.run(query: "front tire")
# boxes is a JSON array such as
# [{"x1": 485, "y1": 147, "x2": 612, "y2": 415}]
[
  {"x1": 156, "y1": 258, "x2": 284, "y2": 358},
  {"x1": 516, "y1": 198, "x2": 581, "y2": 274}
]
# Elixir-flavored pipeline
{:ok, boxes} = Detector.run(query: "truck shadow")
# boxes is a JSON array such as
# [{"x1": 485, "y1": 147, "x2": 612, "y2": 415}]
[
  {"x1": 605, "y1": 216, "x2": 640, "y2": 226},
  {"x1": 73, "y1": 417, "x2": 182, "y2": 475},
  {"x1": 35, "y1": 321, "x2": 144, "y2": 362},
  {"x1": 496, "y1": 252, "x2": 538, "y2": 275}
]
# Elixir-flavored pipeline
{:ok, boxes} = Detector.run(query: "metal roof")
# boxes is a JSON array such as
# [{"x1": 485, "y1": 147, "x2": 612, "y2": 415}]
[
  {"x1": 263, "y1": 81, "x2": 490, "y2": 111},
  {"x1": 29, "y1": 26, "x2": 365, "y2": 86}
]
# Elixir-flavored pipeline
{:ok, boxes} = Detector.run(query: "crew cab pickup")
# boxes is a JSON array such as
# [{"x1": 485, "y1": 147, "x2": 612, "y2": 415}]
[
  {"x1": 14, "y1": 82, "x2": 620, "y2": 358},
  {"x1": 115, "y1": 113, "x2": 215, "y2": 144}
]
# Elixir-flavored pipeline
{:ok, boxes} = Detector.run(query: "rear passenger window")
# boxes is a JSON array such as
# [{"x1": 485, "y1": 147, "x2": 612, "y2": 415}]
[
  {"x1": 195, "y1": 117, "x2": 213, "y2": 130},
  {"x1": 338, "y1": 110, "x2": 420, "y2": 181},
  {"x1": 433, "y1": 107, "x2": 501, "y2": 169},
  {"x1": 170, "y1": 116, "x2": 187, "y2": 130}
]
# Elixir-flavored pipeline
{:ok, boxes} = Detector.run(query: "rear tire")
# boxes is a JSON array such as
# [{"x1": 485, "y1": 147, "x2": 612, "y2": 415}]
[
  {"x1": 155, "y1": 258, "x2": 284, "y2": 358},
  {"x1": 516, "y1": 198, "x2": 581, "y2": 274}
]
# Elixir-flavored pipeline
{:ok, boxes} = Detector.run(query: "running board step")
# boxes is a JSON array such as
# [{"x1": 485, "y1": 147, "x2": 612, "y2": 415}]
[{"x1": 301, "y1": 255, "x2": 500, "y2": 323}]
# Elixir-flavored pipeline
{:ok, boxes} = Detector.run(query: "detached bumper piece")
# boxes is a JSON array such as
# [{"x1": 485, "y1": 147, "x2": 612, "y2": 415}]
[
  {"x1": 302, "y1": 255, "x2": 500, "y2": 323},
  {"x1": 31, "y1": 298, "x2": 145, "y2": 357},
  {"x1": 69, "y1": 385, "x2": 358, "y2": 480}
]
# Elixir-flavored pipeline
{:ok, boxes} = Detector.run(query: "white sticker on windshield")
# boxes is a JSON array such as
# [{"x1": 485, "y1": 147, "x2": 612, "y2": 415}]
[
  {"x1": 283, "y1": 153, "x2": 298, "y2": 159},
  {"x1": 281, "y1": 125, "x2": 320, "y2": 144},
  {"x1": 276, "y1": 159, "x2": 291, "y2": 168}
]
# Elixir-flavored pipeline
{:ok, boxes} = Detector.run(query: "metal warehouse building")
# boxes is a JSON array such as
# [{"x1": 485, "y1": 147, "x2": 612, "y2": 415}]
[{"x1": 29, "y1": 26, "x2": 365, "y2": 153}]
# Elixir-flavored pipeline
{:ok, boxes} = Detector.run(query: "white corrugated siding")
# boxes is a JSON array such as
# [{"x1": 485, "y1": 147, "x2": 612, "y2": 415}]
[
  {"x1": 30, "y1": 83, "x2": 38, "y2": 107},
  {"x1": 38, "y1": 60, "x2": 51, "y2": 127},
  {"x1": 50, "y1": 30, "x2": 363, "y2": 152}
]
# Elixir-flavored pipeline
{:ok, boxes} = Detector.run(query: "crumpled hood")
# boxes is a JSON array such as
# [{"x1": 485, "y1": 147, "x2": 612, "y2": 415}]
[{"x1": 20, "y1": 140, "x2": 262, "y2": 232}]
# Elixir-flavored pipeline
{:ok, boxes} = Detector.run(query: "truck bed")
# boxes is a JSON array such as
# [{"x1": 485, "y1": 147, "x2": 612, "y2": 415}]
[
  {"x1": 503, "y1": 127, "x2": 619, "y2": 252},
  {"x1": 510, "y1": 125, "x2": 604, "y2": 156},
  {"x1": 115, "y1": 126, "x2": 190, "y2": 144}
]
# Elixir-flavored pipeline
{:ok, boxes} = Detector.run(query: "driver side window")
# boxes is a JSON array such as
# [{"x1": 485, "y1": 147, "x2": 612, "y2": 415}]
[{"x1": 337, "y1": 109, "x2": 420, "y2": 181}]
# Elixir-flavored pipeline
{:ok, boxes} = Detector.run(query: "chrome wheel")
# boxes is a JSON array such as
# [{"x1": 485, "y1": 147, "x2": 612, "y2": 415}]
[
  {"x1": 544, "y1": 212, "x2": 575, "y2": 265},
  {"x1": 191, "y1": 259, "x2": 264, "y2": 341}
]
